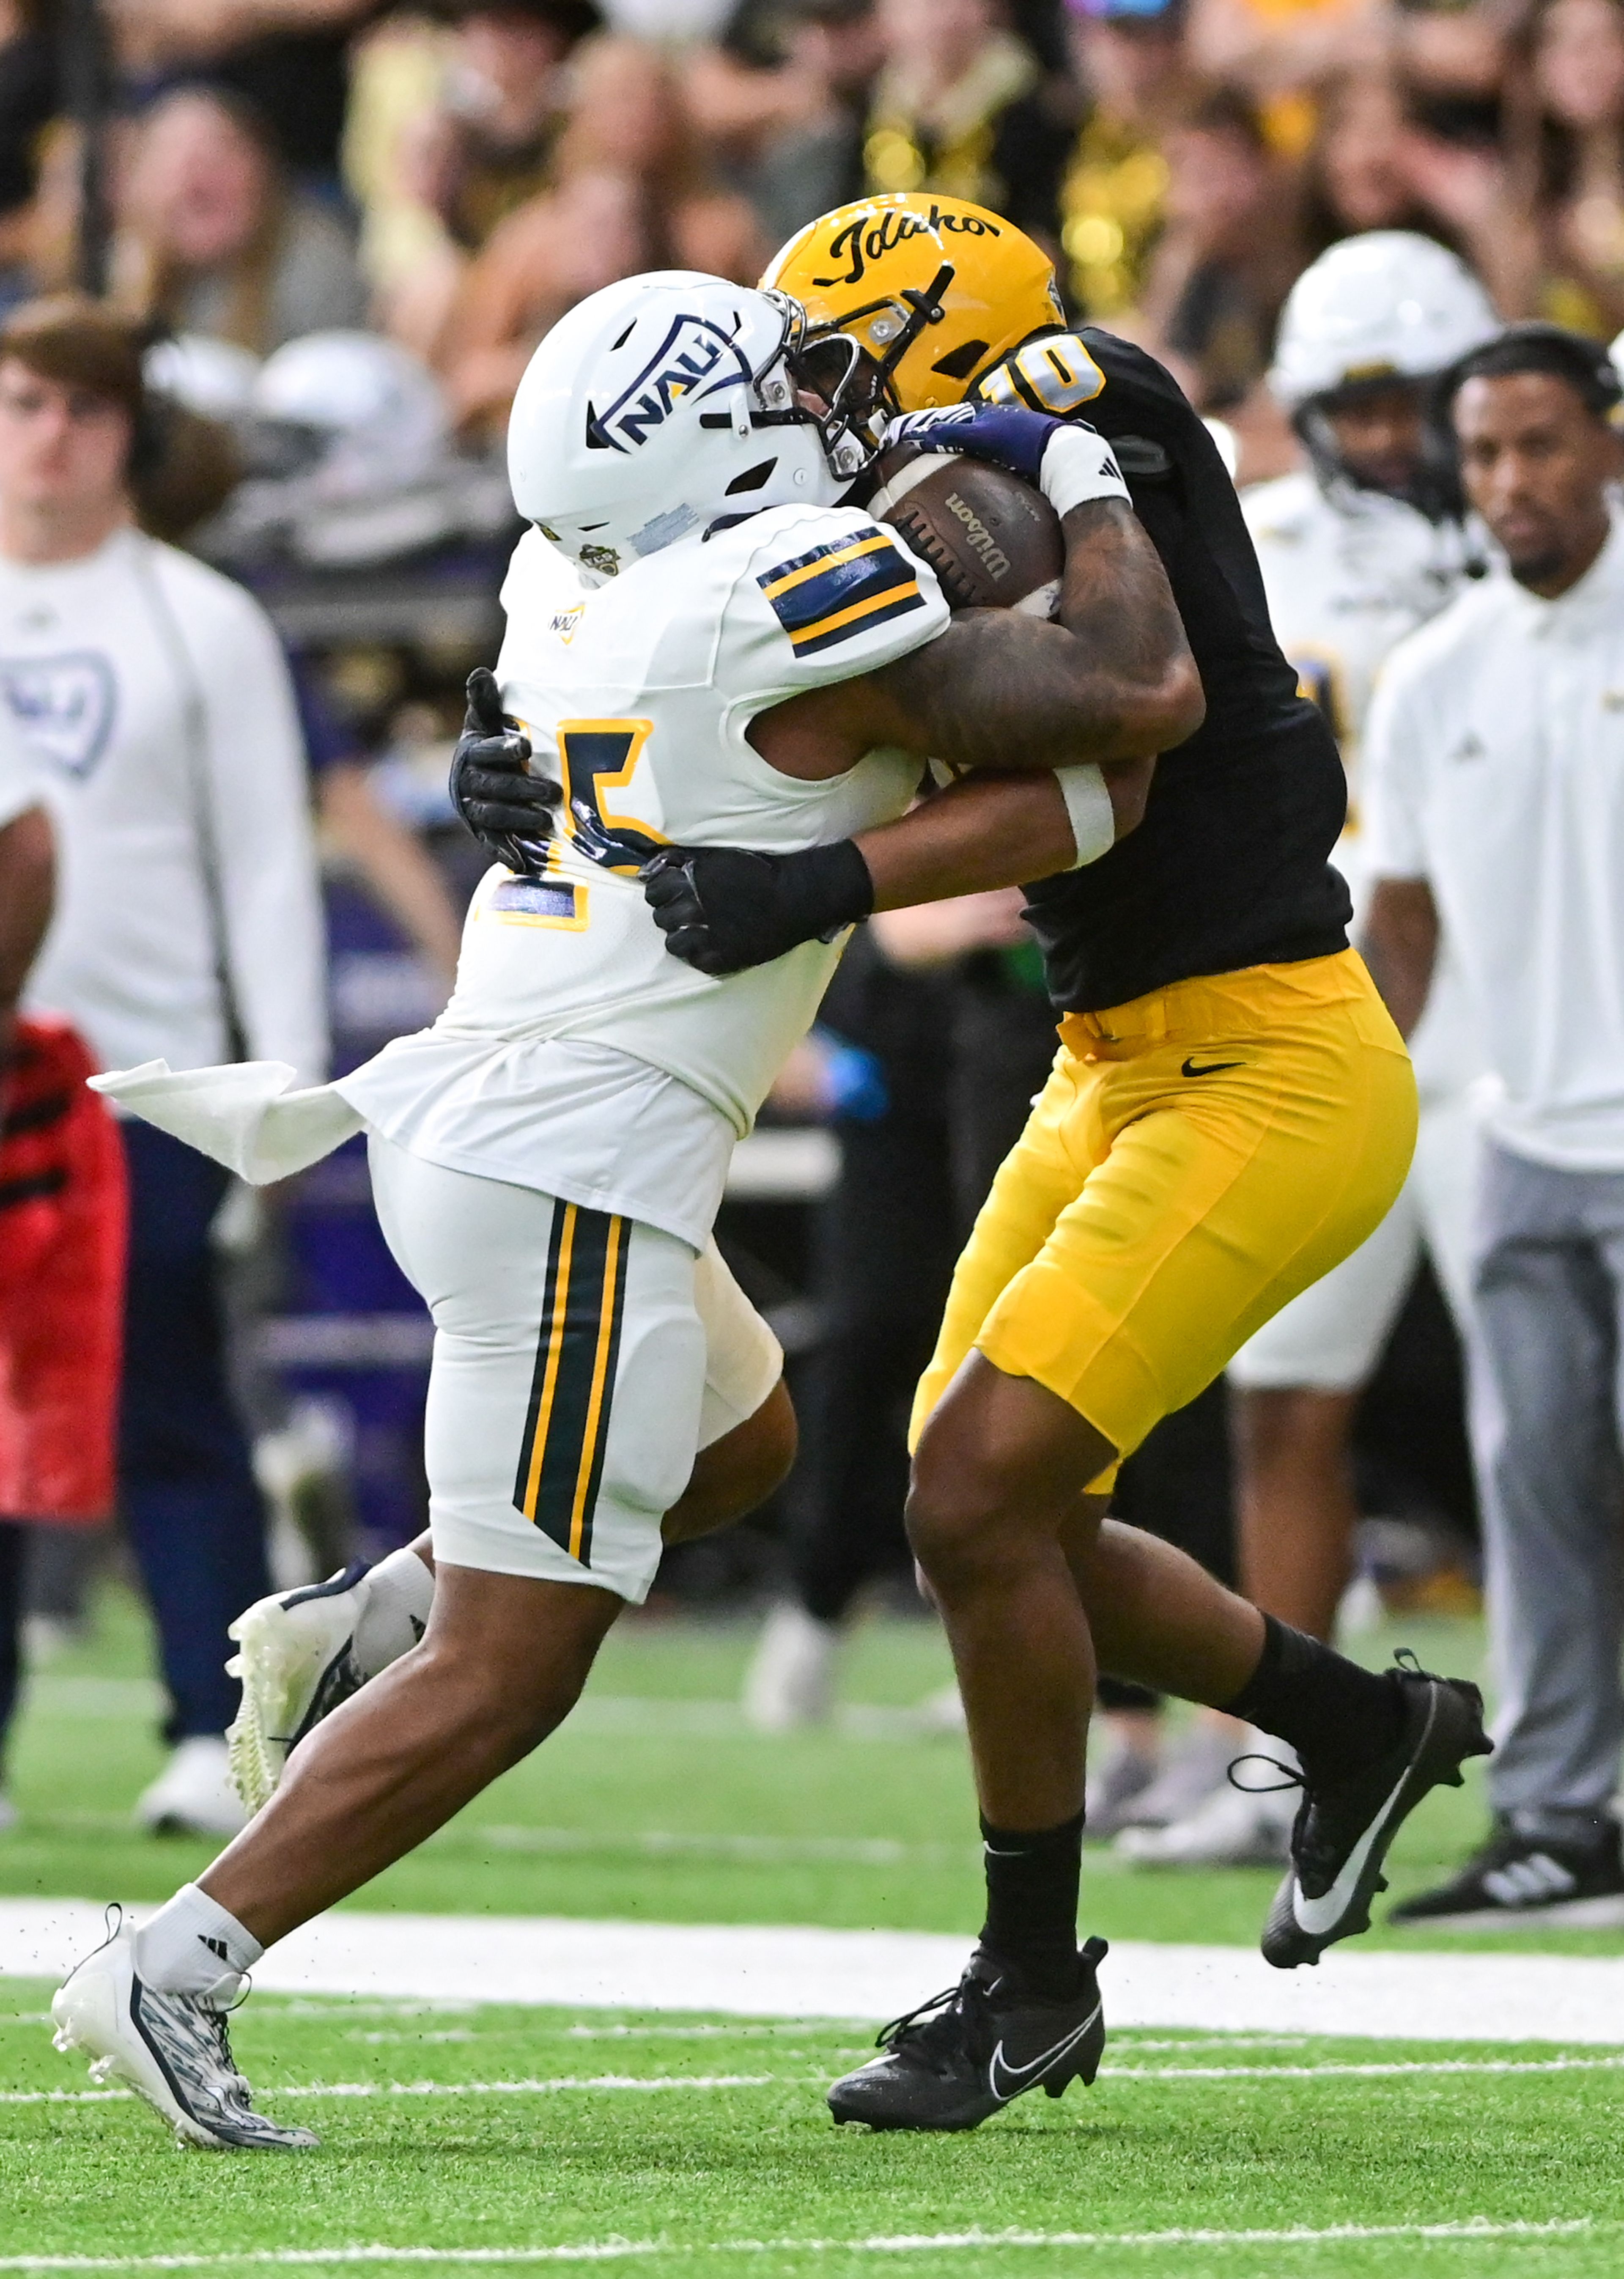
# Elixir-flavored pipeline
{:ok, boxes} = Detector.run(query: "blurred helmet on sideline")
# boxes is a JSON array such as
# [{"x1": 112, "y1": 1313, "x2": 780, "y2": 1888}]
[
  {"x1": 144, "y1": 334, "x2": 262, "y2": 422},
  {"x1": 252, "y1": 331, "x2": 450, "y2": 497},
  {"x1": 1269, "y1": 232, "x2": 1498, "y2": 412}
]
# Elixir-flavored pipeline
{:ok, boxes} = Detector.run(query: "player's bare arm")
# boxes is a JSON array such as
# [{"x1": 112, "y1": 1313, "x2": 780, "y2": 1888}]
[
  {"x1": 644, "y1": 428, "x2": 1207, "y2": 977},
  {"x1": 752, "y1": 498, "x2": 1201, "y2": 784}
]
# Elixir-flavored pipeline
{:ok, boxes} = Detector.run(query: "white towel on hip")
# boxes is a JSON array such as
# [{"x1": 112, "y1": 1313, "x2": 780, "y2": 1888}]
[{"x1": 88, "y1": 1060, "x2": 362, "y2": 1183}]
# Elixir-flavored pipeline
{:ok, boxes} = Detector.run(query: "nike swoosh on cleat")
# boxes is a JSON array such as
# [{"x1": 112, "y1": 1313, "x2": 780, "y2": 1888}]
[
  {"x1": 987, "y1": 2002, "x2": 1101, "y2": 2103},
  {"x1": 1181, "y1": 1058, "x2": 1243, "y2": 1078},
  {"x1": 1291, "y1": 1758, "x2": 1414, "y2": 1937}
]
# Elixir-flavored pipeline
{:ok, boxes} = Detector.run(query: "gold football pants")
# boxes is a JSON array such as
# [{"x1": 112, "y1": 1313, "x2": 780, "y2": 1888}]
[{"x1": 912, "y1": 950, "x2": 1417, "y2": 1491}]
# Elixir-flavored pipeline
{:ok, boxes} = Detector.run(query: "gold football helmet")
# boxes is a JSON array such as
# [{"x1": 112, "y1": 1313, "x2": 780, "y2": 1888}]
[{"x1": 763, "y1": 193, "x2": 1065, "y2": 461}]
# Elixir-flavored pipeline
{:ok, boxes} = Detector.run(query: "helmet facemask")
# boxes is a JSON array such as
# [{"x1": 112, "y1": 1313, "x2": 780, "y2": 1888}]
[
  {"x1": 1294, "y1": 371, "x2": 1465, "y2": 525},
  {"x1": 765, "y1": 262, "x2": 956, "y2": 479}
]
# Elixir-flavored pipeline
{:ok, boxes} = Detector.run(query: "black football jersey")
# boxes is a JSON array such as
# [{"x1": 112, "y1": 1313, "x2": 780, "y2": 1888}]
[{"x1": 976, "y1": 327, "x2": 1351, "y2": 1013}]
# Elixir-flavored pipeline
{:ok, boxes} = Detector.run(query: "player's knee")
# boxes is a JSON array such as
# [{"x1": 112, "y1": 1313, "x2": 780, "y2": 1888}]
[{"x1": 905, "y1": 1457, "x2": 1029, "y2": 1584}]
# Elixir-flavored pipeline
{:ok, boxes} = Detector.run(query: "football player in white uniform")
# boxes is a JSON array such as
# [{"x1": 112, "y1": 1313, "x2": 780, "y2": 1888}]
[
  {"x1": 1123, "y1": 233, "x2": 1501, "y2": 1867},
  {"x1": 48, "y1": 270, "x2": 1204, "y2": 2149}
]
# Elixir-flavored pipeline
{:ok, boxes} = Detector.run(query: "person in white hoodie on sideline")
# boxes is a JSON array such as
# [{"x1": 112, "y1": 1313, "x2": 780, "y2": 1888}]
[{"x1": 0, "y1": 296, "x2": 326, "y2": 1837}]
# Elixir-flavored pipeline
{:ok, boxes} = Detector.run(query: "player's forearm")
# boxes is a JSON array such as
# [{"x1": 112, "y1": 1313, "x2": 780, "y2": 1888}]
[
  {"x1": 1361, "y1": 878, "x2": 1439, "y2": 1039},
  {"x1": 872, "y1": 503, "x2": 1203, "y2": 774},
  {"x1": 861, "y1": 756, "x2": 1152, "y2": 916},
  {"x1": 1052, "y1": 500, "x2": 1204, "y2": 758},
  {"x1": 855, "y1": 772, "x2": 1082, "y2": 911}
]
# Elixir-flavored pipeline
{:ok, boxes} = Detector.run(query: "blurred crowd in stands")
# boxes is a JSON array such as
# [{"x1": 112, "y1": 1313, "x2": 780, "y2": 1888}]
[{"x1": 5, "y1": 0, "x2": 1624, "y2": 456}]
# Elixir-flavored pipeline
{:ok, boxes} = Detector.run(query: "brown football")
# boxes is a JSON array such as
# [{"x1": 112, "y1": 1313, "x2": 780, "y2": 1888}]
[{"x1": 870, "y1": 441, "x2": 1063, "y2": 617}]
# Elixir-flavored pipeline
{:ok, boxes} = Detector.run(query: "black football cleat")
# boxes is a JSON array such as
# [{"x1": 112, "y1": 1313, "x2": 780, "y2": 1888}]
[
  {"x1": 1262, "y1": 1653, "x2": 1492, "y2": 1970},
  {"x1": 827, "y1": 1938, "x2": 1107, "y2": 2132}
]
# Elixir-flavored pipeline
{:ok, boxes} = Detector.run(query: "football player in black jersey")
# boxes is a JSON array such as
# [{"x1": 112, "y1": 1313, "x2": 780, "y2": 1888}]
[{"x1": 450, "y1": 198, "x2": 1488, "y2": 2133}]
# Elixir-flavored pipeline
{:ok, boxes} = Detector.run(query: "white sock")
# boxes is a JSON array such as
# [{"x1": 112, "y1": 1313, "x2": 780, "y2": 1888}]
[
  {"x1": 352, "y1": 1547, "x2": 435, "y2": 1678},
  {"x1": 134, "y1": 1884, "x2": 263, "y2": 2002}
]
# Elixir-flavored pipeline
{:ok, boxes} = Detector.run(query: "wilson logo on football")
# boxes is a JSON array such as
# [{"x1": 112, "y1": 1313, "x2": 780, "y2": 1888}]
[{"x1": 586, "y1": 316, "x2": 746, "y2": 453}]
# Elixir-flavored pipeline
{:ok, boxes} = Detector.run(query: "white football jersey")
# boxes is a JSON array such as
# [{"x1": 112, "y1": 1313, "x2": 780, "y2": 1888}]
[
  {"x1": 337, "y1": 503, "x2": 950, "y2": 1246},
  {"x1": 1242, "y1": 472, "x2": 1472, "y2": 826},
  {"x1": 1242, "y1": 470, "x2": 1481, "y2": 1098},
  {"x1": 429, "y1": 506, "x2": 947, "y2": 1134}
]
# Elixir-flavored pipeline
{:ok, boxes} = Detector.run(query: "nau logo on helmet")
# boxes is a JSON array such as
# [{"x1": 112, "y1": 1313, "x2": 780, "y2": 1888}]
[{"x1": 588, "y1": 315, "x2": 746, "y2": 453}]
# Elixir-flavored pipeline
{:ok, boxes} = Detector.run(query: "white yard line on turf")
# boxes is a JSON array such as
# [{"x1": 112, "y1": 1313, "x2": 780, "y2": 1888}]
[
  {"x1": 0, "y1": 2078, "x2": 775, "y2": 2105},
  {"x1": 7, "y1": 1903, "x2": 1624, "y2": 2045},
  {"x1": 0, "y1": 2220, "x2": 1602, "y2": 2267},
  {"x1": 11, "y1": 2052, "x2": 1624, "y2": 2106}
]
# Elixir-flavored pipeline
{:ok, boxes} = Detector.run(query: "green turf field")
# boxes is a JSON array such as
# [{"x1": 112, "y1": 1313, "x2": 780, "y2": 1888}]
[
  {"x1": 7, "y1": 1979, "x2": 1624, "y2": 2276},
  {"x1": 3, "y1": 1584, "x2": 1623, "y2": 2276}
]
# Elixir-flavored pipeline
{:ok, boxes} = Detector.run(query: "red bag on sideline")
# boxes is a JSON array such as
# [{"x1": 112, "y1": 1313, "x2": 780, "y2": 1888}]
[{"x1": 0, "y1": 1017, "x2": 128, "y2": 1521}]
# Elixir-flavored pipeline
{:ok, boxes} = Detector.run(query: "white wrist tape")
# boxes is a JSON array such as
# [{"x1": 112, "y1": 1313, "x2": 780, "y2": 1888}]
[
  {"x1": 1056, "y1": 762, "x2": 1116, "y2": 868},
  {"x1": 1040, "y1": 426, "x2": 1130, "y2": 520}
]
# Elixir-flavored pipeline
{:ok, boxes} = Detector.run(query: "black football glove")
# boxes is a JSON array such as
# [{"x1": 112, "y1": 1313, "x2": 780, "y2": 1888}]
[
  {"x1": 639, "y1": 841, "x2": 875, "y2": 977},
  {"x1": 448, "y1": 667, "x2": 561, "y2": 873}
]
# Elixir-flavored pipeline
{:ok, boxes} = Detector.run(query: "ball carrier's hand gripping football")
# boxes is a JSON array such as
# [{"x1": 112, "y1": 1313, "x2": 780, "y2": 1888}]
[
  {"x1": 642, "y1": 406, "x2": 1135, "y2": 978},
  {"x1": 884, "y1": 402, "x2": 1129, "y2": 522},
  {"x1": 448, "y1": 668, "x2": 562, "y2": 876}
]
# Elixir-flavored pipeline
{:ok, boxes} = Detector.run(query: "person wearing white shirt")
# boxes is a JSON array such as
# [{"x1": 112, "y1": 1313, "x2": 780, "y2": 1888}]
[
  {"x1": 1116, "y1": 234, "x2": 1497, "y2": 1869},
  {"x1": 1365, "y1": 324, "x2": 1624, "y2": 1929},
  {"x1": 0, "y1": 295, "x2": 326, "y2": 1839}
]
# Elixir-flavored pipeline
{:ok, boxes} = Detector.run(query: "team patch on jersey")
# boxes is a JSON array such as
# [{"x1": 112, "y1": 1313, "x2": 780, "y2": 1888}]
[
  {"x1": 488, "y1": 874, "x2": 584, "y2": 926},
  {"x1": 0, "y1": 651, "x2": 117, "y2": 779},
  {"x1": 758, "y1": 528, "x2": 924, "y2": 656},
  {"x1": 513, "y1": 1200, "x2": 631, "y2": 1569}
]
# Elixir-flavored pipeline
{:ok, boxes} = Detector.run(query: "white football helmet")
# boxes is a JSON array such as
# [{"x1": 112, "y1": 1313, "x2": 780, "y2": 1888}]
[
  {"x1": 253, "y1": 332, "x2": 450, "y2": 495},
  {"x1": 1269, "y1": 233, "x2": 1498, "y2": 412},
  {"x1": 145, "y1": 334, "x2": 262, "y2": 420},
  {"x1": 506, "y1": 272, "x2": 847, "y2": 578}
]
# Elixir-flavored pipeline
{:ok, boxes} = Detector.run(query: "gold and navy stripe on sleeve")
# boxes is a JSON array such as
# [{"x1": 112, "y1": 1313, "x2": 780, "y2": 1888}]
[
  {"x1": 512, "y1": 1201, "x2": 631, "y2": 1568},
  {"x1": 759, "y1": 527, "x2": 925, "y2": 656}
]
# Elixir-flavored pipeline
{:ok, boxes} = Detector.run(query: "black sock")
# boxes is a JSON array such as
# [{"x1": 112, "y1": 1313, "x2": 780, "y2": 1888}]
[
  {"x1": 978, "y1": 1808, "x2": 1085, "y2": 2000},
  {"x1": 1221, "y1": 1615, "x2": 1405, "y2": 1788}
]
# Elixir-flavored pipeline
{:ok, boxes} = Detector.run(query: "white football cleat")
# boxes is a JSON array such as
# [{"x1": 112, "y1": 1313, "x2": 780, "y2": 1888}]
[
  {"x1": 225, "y1": 1561, "x2": 373, "y2": 1814},
  {"x1": 1115, "y1": 1774, "x2": 1295, "y2": 1868},
  {"x1": 135, "y1": 1738, "x2": 247, "y2": 1838},
  {"x1": 51, "y1": 1915, "x2": 318, "y2": 2151},
  {"x1": 742, "y1": 1602, "x2": 838, "y2": 1731},
  {"x1": 1108, "y1": 1721, "x2": 1236, "y2": 1833}
]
